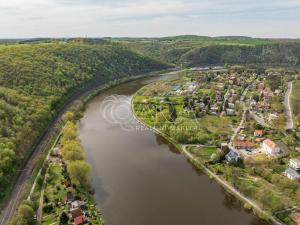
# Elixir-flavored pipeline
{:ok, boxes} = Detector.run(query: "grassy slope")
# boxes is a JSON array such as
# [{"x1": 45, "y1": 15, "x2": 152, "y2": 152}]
[{"x1": 0, "y1": 40, "x2": 168, "y2": 202}]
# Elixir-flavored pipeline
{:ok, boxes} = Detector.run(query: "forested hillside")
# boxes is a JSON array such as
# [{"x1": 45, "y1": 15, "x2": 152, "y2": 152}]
[
  {"x1": 0, "y1": 40, "x2": 167, "y2": 201},
  {"x1": 115, "y1": 36, "x2": 300, "y2": 67}
]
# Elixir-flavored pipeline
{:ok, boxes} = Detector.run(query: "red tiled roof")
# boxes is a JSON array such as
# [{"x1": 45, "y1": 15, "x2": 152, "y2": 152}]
[
  {"x1": 254, "y1": 130, "x2": 263, "y2": 135},
  {"x1": 74, "y1": 215, "x2": 84, "y2": 225},
  {"x1": 71, "y1": 208, "x2": 83, "y2": 219},
  {"x1": 234, "y1": 140, "x2": 254, "y2": 148},
  {"x1": 291, "y1": 213, "x2": 300, "y2": 225},
  {"x1": 263, "y1": 139, "x2": 277, "y2": 149}
]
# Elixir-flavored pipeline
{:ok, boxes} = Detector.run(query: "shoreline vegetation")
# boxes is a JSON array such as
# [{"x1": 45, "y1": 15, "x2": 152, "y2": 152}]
[
  {"x1": 132, "y1": 67, "x2": 300, "y2": 225},
  {"x1": 41, "y1": 112, "x2": 104, "y2": 225},
  {"x1": 4, "y1": 69, "x2": 173, "y2": 225}
]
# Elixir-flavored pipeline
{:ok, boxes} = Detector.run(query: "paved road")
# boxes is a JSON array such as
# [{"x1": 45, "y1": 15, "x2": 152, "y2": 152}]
[
  {"x1": 229, "y1": 85, "x2": 251, "y2": 149},
  {"x1": 284, "y1": 82, "x2": 294, "y2": 130}
]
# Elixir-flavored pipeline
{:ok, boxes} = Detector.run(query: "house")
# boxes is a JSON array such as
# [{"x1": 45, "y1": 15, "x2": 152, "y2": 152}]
[
  {"x1": 172, "y1": 85, "x2": 181, "y2": 91},
  {"x1": 283, "y1": 168, "x2": 300, "y2": 181},
  {"x1": 175, "y1": 89, "x2": 182, "y2": 94},
  {"x1": 186, "y1": 82, "x2": 197, "y2": 92},
  {"x1": 71, "y1": 200, "x2": 86, "y2": 209},
  {"x1": 258, "y1": 82, "x2": 265, "y2": 92},
  {"x1": 52, "y1": 147, "x2": 60, "y2": 156},
  {"x1": 291, "y1": 213, "x2": 300, "y2": 225},
  {"x1": 250, "y1": 100, "x2": 257, "y2": 108},
  {"x1": 228, "y1": 103, "x2": 235, "y2": 109},
  {"x1": 74, "y1": 216, "x2": 84, "y2": 225},
  {"x1": 274, "y1": 89, "x2": 282, "y2": 95},
  {"x1": 196, "y1": 102, "x2": 206, "y2": 110},
  {"x1": 70, "y1": 208, "x2": 83, "y2": 220},
  {"x1": 233, "y1": 140, "x2": 254, "y2": 150},
  {"x1": 216, "y1": 83, "x2": 224, "y2": 91},
  {"x1": 261, "y1": 139, "x2": 280, "y2": 155},
  {"x1": 226, "y1": 108, "x2": 235, "y2": 116},
  {"x1": 66, "y1": 192, "x2": 75, "y2": 204},
  {"x1": 210, "y1": 106, "x2": 219, "y2": 115},
  {"x1": 264, "y1": 91, "x2": 273, "y2": 101},
  {"x1": 225, "y1": 151, "x2": 240, "y2": 164},
  {"x1": 289, "y1": 158, "x2": 300, "y2": 171},
  {"x1": 254, "y1": 130, "x2": 263, "y2": 137}
]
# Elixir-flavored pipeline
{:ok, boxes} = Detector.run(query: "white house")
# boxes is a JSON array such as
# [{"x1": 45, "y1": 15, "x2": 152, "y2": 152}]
[
  {"x1": 284, "y1": 168, "x2": 300, "y2": 181},
  {"x1": 261, "y1": 139, "x2": 280, "y2": 155},
  {"x1": 226, "y1": 108, "x2": 235, "y2": 116},
  {"x1": 289, "y1": 158, "x2": 300, "y2": 171}
]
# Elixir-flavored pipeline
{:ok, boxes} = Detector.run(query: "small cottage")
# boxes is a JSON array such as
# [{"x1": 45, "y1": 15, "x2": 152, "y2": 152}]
[
  {"x1": 261, "y1": 139, "x2": 280, "y2": 155},
  {"x1": 289, "y1": 158, "x2": 300, "y2": 171},
  {"x1": 225, "y1": 151, "x2": 240, "y2": 164},
  {"x1": 284, "y1": 168, "x2": 300, "y2": 181}
]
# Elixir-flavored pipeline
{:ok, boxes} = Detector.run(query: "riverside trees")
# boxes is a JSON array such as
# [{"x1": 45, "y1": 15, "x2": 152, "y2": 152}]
[{"x1": 61, "y1": 120, "x2": 90, "y2": 188}]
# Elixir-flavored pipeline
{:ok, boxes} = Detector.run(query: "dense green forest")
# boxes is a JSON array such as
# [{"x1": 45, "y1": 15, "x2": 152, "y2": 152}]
[
  {"x1": 112, "y1": 36, "x2": 300, "y2": 67},
  {"x1": 0, "y1": 40, "x2": 167, "y2": 201}
]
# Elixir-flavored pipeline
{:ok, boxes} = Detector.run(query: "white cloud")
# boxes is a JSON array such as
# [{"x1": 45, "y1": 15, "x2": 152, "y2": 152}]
[{"x1": 0, "y1": 0, "x2": 299, "y2": 38}]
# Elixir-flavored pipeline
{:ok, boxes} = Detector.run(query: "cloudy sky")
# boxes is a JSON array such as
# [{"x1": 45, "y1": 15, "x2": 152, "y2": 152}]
[{"x1": 1, "y1": 0, "x2": 300, "y2": 38}]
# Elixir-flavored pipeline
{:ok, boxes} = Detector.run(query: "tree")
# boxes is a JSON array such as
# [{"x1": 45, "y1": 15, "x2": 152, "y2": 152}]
[
  {"x1": 155, "y1": 109, "x2": 169, "y2": 125},
  {"x1": 61, "y1": 140, "x2": 85, "y2": 161},
  {"x1": 168, "y1": 104, "x2": 177, "y2": 122},
  {"x1": 61, "y1": 121, "x2": 77, "y2": 144},
  {"x1": 18, "y1": 204, "x2": 35, "y2": 225},
  {"x1": 62, "y1": 111, "x2": 74, "y2": 123},
  {"x1": 59, "y1": 211, "x2": 69, "y2": 225},
  {"x1": 67, "y1": 160, "x2": 91, "y2": 187}
]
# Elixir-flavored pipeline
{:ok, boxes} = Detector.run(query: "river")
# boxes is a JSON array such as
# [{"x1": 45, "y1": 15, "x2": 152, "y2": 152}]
[{"x1": 78, "y1": 73, "x2": 268, "y2": 225}]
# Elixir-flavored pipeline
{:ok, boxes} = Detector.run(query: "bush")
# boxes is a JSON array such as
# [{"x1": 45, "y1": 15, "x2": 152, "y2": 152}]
[{"x1": 43, "y1": 203, "x2": 54, "y2": 213}]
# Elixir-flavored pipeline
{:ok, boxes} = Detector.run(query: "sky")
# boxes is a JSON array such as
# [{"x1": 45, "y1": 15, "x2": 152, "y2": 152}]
[{"x1": 1, "y1": 0, "x2": 300, "y2": 39}]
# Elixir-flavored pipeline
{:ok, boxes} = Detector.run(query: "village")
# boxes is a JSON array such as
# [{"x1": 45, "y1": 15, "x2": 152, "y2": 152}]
[{"x1": 133, "y1": 68, "x2": 300, "y2": 225}]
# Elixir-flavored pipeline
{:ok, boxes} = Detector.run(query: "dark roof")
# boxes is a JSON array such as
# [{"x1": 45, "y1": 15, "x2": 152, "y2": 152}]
[
  {"x1": 67, "y1": 192, "x2": 74, "y2": 201},
  {"x1": 226, "y1": 151, "x2": 239, "y2": 162}
]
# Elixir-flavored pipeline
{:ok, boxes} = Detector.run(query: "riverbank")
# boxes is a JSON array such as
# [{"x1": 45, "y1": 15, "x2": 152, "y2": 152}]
[
  {"x1": 1, "y1": 68, "x2": 173, "y2": 225},
  {"x1": 41, "y1": 118, "x2": 104, "y2": 225},
  {"x1": 131, "y1": 95, "x2": 283, "y2": 225}
]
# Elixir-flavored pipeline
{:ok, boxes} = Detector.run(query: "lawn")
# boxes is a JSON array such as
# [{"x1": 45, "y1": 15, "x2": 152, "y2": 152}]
[{"x1": 186, "y1": 146, "x2": 217, "y2": 162}]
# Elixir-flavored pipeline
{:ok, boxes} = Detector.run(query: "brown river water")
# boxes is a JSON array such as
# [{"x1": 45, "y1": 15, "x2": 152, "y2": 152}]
[{"x1": 78, "y1": 74, "x2": 269, "y2": 225}]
